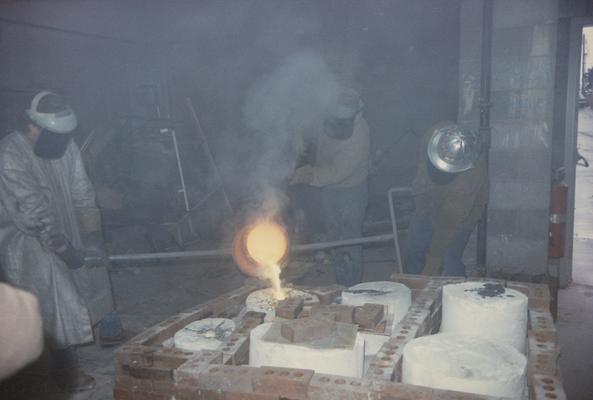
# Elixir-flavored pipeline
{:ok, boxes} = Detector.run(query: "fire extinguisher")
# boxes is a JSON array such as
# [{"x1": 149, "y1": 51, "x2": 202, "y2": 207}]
[{"x1": 549, "y1": 168, "x2": 568, "y2": 258}]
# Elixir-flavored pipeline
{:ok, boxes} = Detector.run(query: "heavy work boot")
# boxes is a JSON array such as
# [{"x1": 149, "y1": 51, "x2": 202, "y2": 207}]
[
  {"x1": 51, "y1": 347, "x2": 95, "y2": 392},
  {"x1": 97, "y1": 311, "x2": 126, "y2": 347}
]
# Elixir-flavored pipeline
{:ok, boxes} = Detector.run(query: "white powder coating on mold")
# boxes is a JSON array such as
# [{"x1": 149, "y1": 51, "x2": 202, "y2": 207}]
[
  {"x1": 440, "y1": 282, "x2": 528, "y2": 353},
  {"x1": 359, "y1": 331, "x2": 390, "y2": 373},
  {"x1": 173, "y1": 318, "x2": 235, "y2": 351},
  {"x1": 245, "y1": 288, "x2": 317, "y2": 321},
  {"x1": 403, "y1": 333, "x2": 527, "y2": 399},
  {"x1": 341, "y1": 281, "x2": 411, "y2": 331},
  {"x1": 249, "y1": 322, "x2": 365, "y2": 378}
]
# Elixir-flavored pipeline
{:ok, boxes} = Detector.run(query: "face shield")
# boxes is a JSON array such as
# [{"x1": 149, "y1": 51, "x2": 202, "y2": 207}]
[
  {"x1": 26, "y1": 91, "x2": 77, "y2": 159},
  {"x1": 34, "y1": 129, "x2": 73, "y2": 159},
  {"x1": 427, "y1": 123, "x2": 482, "y2": 173},
  {"x1": 324, "y1": 88, "x2": 363, "y2": 140}
]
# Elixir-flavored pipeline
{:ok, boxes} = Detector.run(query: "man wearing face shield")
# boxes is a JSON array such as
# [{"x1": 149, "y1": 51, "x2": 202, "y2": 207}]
[
  {"x1": 290, "y1": 89, "x2": 370, "y2": 286},
  {"x1": 404, "y1": 122, "x2": 488, "y2": 277},
  {"x1": 0, "y1": 91, "x2": 123, "y2": 391}
]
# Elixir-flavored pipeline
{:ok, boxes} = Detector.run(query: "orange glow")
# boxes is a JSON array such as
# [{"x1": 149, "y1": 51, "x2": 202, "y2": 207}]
[
  {"x1": 245, "y1": 221, "x2": 288, "y2": 266},
  {"x1": 232, "y1": 219, "x2": 289, "y2": 300}
]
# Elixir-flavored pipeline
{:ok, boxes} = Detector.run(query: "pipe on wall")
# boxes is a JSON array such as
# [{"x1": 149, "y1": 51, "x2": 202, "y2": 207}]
[
  {"x1": 0, "y1": 17, "x2": 150, "y2": 46},
  {"x1": 476, "y1": 0, "x2": 493, "y2": 273},
  {"x1": 103, "y1": 233, "x2": 395, "y2": 264}
]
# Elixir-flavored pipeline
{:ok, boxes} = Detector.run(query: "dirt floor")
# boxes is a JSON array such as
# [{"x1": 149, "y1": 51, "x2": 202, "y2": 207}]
[{"x1": 0, "y1": 258, "x2": 249, "y2": 400}]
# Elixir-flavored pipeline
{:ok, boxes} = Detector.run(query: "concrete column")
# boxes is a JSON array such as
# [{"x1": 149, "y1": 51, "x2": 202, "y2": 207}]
[{"x1": 459, "y1": 0, "x2": 559, "y2": 279}]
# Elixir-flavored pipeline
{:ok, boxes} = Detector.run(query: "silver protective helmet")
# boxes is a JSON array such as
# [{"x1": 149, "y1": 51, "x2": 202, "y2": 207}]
[
  {"x1": 26, "y1": 91, "x2": 77, "y2": 134},
  {"x1": 427, "y1": 122, "x2": 481, "y2": 173}
]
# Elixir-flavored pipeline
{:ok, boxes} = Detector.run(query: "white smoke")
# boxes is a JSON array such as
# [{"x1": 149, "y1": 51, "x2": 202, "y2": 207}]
[{"x1": 243, "y1": 50, "x2": 341, "y2": 202}]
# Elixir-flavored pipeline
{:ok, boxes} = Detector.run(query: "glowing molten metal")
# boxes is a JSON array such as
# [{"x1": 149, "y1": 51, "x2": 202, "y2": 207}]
[
  {"x1": 233, "y1": 220, "x2": 289, "y2": 300},
  {"x1": 245, "y1": 222, "x2": 288, "y2": 267}
]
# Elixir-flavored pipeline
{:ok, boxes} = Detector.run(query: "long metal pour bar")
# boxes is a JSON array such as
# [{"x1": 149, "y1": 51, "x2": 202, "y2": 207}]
[{"x1": 105, "y1": 233, "x2": 394, "y2": 263}]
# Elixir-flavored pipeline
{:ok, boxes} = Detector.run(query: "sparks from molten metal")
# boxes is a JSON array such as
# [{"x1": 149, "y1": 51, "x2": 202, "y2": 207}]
[{"x1": 245, "y1": 221, "x2": 288, "y2": 300}]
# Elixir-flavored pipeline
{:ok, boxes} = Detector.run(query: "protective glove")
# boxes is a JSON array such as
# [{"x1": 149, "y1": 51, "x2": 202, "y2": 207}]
[
  {"x1": 56, "y1": 242, "x2": 85, "y2": 270},
  {"x1": 422, "y1": 254, "x2": 442, "y2": 276},
  {"x1": 83, "y1": 231, "x2": 109, "y2": 268},
  {"x1": 289, "y1": 165, "x2": 314, "y2": 185},
  {"x1": 39, "y1": 230, "x2": 68, "y2": 252},
  {"x1": 13, "y1": 203, "x2": 57, "y2": 234}
]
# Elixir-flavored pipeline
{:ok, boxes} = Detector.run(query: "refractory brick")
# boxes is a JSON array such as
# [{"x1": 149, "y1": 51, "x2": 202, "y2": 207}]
[
  {"x1": 280, "y1": 317, "x2": 335, "y2": 343},
  {"x1": 313, "y1": 304, "x2": 355, "y2": 323},
  {"x1": 275, "y1": 297, "x2": 304, "y2": 319},
  {"x1": 252, "y1": 366, "x2": 313, "y2": 399},
  {"x1": 308, "y1": 285, "x2": 344, "y2": 305},
  {"x1": 354, "y1": 303, "x2": 384, "y2": 329}
]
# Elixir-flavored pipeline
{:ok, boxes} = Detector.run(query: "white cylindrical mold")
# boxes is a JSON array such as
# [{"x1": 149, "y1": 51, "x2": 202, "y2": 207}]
[
  {"x1": 173, "y1": 318, "x2": 235, "y2": 351},
  {"x1": 440, "y1": 282, "x2": 528, "y2": 352},
  {"x1": 341, "y1": 281, "x2": 411, "y2": 330},
  {"x1": 360, "y1": 331, "x2": 390, "y2": 373},
  {"x1": 403, "y1": 333, "x2": 527, "y2": 399},
  {"x1": 245, "y1": 288, "x2": 317, "y2": 321},
  {"x1": 249, "y1": 322, "x2": 365, "y2": 378}
]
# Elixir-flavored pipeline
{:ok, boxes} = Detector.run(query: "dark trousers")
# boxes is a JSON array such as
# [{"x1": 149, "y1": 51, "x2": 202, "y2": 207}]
[
  {"x1": 404, "y1": 212, "x2": 472, "y2": 277},
  {"x1": 321, "y1": 183, "x2": 368, "y2": 287}
]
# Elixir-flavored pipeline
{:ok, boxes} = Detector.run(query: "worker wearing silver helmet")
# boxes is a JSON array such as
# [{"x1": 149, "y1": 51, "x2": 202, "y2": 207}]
[
  {"x1": 405, "y1": 121, "x2": 488, "y2": 276},
  {"x1": 0, "y1": 91, "x2": 123, "y2": 391},
  {"x1": 290, "y1": 88, "x2": 370, "y2": 286}
]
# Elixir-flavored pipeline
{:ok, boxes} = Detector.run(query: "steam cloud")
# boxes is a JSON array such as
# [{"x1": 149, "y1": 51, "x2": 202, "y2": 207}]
[{"x1": 242, "y1": 50, "x2": 341, "y2": 215}]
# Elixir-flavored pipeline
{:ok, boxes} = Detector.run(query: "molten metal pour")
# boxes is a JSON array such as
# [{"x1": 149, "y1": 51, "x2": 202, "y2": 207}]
[
  {"x1": 233, "y1": 220, "x2": 289, "y2": 300},
  {"x1": 260, "y1": 264, "x2": 285, "y2": 301}
]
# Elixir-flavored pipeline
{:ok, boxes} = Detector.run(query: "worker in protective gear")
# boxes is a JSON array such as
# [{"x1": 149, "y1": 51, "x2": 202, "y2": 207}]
[
  {"x1": 0, "y1": 91, "x2": 123, "y2": 392},
  {"x1": 290, "y1": 88, "x2": 370, "y2": 286},
  {"x1": 405, "y1": 121, "x2": 488, "y2": 276}
]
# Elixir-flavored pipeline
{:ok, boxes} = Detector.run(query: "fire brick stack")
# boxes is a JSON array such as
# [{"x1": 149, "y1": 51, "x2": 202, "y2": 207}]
[{"x1": 113, "y1": 275, "x2": 566, "y2": 400}]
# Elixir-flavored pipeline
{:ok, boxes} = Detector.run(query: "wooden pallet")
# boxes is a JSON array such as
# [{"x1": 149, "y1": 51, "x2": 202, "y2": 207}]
[{"x1": 113, "y1": 274, "x2": 565, "y2": 400}]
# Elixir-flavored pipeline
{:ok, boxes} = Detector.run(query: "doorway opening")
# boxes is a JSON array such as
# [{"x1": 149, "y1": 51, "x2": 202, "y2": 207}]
[{"x1": 572, "y1": 25, "x2": 593, "y2": 286}]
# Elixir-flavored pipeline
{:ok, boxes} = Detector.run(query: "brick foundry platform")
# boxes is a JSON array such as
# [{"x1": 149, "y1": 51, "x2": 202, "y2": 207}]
[{"x1": 113, "y1": 274, "x2": 565, "y2": 399}]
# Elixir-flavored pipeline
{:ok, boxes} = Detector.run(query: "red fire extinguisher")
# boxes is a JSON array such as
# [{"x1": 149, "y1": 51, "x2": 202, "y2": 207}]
[{"x1": 549, "y1": 170, "x2": 568, "y2": 258}]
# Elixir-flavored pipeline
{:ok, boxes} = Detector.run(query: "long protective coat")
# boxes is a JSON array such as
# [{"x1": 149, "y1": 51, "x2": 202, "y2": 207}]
[
  {"x1": 0, "y1": 131, "x2": 113, "y2": 349},
  {"x1": 411, "y1": 122, "x2": 489, "y2": 259}
]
